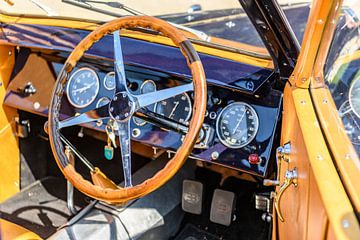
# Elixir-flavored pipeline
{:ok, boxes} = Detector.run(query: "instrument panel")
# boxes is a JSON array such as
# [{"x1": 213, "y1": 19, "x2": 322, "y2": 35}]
[
  {"x1": 5, "y1": 51, "x2": 281, "y2": 178},
  {"x1": 59, "y1": 63, "x2": 282, "y2": 177}
]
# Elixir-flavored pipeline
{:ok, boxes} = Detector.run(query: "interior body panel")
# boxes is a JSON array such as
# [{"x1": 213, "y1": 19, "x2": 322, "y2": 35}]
[{"x1": 0, "y1": 0, "x2": 359, "y2": 239}]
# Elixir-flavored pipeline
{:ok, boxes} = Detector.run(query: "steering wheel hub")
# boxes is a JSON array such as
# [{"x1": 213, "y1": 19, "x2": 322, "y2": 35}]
[{"x1": 109, "y1": 92, "x2": 134, "y2": 122}]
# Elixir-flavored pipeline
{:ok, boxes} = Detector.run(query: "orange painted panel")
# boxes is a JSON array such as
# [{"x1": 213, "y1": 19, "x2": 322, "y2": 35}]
[{"x1": 0, "y1": 45, "x2": 19, "y2": 202}]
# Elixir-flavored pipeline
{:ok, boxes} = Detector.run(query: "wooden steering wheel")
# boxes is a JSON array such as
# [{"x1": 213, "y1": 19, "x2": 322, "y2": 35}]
[{"x1": 48, "y1": 16, "x2": 207, "y2": 203}]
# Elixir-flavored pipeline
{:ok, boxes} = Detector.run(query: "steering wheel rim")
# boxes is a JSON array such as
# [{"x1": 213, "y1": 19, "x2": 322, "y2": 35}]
[{"x1": 48, "y1": 16, "x2": 207, "y2": 203}]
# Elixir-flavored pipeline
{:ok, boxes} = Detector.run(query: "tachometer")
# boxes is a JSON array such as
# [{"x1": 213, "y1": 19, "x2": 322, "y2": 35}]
[
  {"x1": 216, "y1": 102, "x2": 259, "y2": 148},
  {"x1": 66, "y1": 67, "x2": 100, "y2": 108},
  {"x1": 155, "y1": 92, "x2": 192, "y2": 123}
]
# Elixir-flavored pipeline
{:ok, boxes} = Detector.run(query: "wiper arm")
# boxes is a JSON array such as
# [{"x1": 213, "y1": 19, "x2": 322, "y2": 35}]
[
  {"x1": 62, "y1": 0, "x2": 210, "y2": 41},
  {"x1": 29, "y1": 0, "x2": 58, "y2": 16}
]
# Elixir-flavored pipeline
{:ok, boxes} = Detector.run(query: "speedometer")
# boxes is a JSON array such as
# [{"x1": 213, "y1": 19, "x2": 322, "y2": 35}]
[
  {"x1": 66, "y1": 67, "x2": 99, "y2": 108},
  {"x1": 216, "y1": 102, "x2": 259, "y2": 148}
]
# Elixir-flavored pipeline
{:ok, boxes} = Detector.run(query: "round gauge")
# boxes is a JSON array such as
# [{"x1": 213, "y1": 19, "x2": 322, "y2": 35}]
[
  {"x1": 66, "y1": 67, "x2": 100, "y2": 108},
  {"x1": 133, "y1": 80, "x2": 157, "y2": 126},
  {"x1": 216, "y1": 102, "x2": 259, "y2": 148},
  {"x1": 339, "y1": 100, "x2": 360, "y2": 145},
  {"x1": 349, "y1": 76, "x2": 360, "y2": 118},
  {"x1": 96, "y1": 97, "x2": 111, "y2": 108},
  {"x1": 103, "y1": 72, "x2": 116, "y2": 90},
  {"x1": 155, "y1": 92, "x2": 192, "y2": 123}
]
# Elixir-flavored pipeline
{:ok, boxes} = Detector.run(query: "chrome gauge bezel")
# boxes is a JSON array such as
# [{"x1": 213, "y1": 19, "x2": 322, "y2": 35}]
[
  {"x1": 155, "y1": 92, "x2": 192, "y2": 124},
  {"x1": 133, "y1": 79, "x2": 157, "y2": 126},
  {"x1": 349, "y1": 75, "x2": 360, "y2": 118},
  {"x1": 140, "y1": 79, "x2": 157, "y2": 94},
  {"x1": 96, "y1": 97, "x2": 111, "y2": 108},
  {"x1": 103, "y1": 71, "x2": 116, "y2": 90},
  {"x1": 66, "y1": 67, "x2": 100, "y2": 108},
  {"x1": 215, "y1": 102, "x2": 259, "y2": 149}
]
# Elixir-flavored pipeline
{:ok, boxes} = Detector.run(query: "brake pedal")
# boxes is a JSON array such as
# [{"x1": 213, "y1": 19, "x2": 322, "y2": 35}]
[
  {"x1": 210, "y1": 189, "x2": 235, "y2": 226},
  {"x1": 182, "y1": 180, "x2": 203, "y2": 215}
]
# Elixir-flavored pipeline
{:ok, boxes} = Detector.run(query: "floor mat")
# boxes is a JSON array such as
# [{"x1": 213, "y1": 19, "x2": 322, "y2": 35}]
[
  {"x1": 0, "y1": 177, "x2": 77, "y2": 239},
  {"x1": 175, "y1": 224, "x2": 219, "y2": 240}
]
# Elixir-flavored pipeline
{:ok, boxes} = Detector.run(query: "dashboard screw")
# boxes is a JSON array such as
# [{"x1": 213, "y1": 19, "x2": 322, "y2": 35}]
[
  {"x1": 113, "y1": 96, "x2": 118, "y2": 101},
  {"x1": 110, "y1": 107, "x2": 114, "y2": 112},
  {"x1": 211, "y1": 151, "x2": 219, "y2": 160},
  {"x1": 115, "y1": 116, "x2": 120, "y2": 120}
]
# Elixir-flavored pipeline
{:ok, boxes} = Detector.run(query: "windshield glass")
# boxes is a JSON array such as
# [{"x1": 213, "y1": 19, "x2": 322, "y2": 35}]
[
  {"x1": 324, "y1": 0, "x2": 360, "y2": 156},
  {"x1": 0, "y1": 0, "x2": 307, "y2": 55}
]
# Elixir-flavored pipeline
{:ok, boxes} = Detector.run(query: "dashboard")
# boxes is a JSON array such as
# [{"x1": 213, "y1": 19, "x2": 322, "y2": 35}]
[{"x1": 2, "y1": 23, "x2": 282, "y2": 178}]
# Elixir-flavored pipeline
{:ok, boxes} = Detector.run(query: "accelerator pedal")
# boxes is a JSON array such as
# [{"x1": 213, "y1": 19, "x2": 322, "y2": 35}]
[{"x1": 210, "y1": 189, "x2": 236, "y2": 226}]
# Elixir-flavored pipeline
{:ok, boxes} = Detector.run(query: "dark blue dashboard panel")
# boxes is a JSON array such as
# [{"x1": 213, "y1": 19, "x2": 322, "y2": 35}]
[
  {"x1": 2, "y1": 23, "x2": 282, "y2": 177},
  {"x1": 0, "y1": 23, "x2": 272, "y2": 94}
]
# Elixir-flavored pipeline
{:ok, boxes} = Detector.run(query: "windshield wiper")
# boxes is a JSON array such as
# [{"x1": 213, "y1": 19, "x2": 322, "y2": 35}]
[
  {"x1": 29, "y1": 0, "x2": 58, "y2": 16},
  {"x1": 62, "y1": 0, "x2": 210, "y2": 41}
]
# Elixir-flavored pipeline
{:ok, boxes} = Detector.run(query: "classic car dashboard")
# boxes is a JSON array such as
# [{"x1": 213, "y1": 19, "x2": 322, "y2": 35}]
[{"x1": 1, "y1": 23, "x2": 282, "y2": 178}]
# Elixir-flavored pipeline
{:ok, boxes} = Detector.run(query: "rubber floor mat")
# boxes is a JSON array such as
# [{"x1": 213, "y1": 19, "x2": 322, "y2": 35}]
[
  {"x1": 0, "y1": 177, "x2": 78, "y2": 239},
  {"x1": 175, "y1": 224, "x2": 220, "y2": 240}
]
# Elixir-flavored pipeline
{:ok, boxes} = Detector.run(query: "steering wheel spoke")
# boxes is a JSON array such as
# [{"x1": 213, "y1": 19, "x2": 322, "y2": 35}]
[
  {"x1": 58, "y1": 104, "x2": 110, "y2": 129},
  {"x1": 117, "y1": 120, "x2": 133, "y2": 188},
  {"x1": 134, "y1": 83, "x2": 193, "y2": 110},
  {"x1": 113, "y1": 30, "x2": 128, "y2": 93}
]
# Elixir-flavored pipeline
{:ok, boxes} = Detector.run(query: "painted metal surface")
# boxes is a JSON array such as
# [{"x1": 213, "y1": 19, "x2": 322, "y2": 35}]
[
  {"x1": 0, "y1": 45, "x2": 19, "y2": 203},
  {"x1": 0, "y1": 23, "x2": 273, "y2": 94}
]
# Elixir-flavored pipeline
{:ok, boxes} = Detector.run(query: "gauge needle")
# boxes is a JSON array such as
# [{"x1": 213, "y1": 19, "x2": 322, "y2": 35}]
[
  {"x1": 169, "y1": 101, "x2": 180, "y2": 119},
  {"x1": 232, "y1": 112, "x2": 246, "y2": 135}
]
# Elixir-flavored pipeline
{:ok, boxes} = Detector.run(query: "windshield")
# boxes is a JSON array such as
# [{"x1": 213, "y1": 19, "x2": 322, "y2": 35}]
[
  {"x1": 0, "y1": 0, "x2": 307, "y2": 56},
  {"x1": 324, "y1": 0, "x2": 360, "y2": 156}
]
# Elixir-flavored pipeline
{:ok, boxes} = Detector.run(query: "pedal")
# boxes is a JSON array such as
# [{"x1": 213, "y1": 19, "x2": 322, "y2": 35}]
[
  {"x1": 210, "y1": 189, "x2": 235, "y2": 226},
  {"x1": 182, "y1": 180, "x2": 203, "y2": 215}
]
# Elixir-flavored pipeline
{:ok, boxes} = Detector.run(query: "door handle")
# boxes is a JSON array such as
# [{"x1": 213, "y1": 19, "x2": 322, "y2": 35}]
[{"x1": 274, "y1": 168, "x2": 298, "y2": 222}]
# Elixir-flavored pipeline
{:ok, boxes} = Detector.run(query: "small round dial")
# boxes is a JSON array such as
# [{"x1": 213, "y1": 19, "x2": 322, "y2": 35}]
[
  {"x1": 104, "y1": 72, "x2": 116, "y2": 90},
  {"x1": 216, "y1": 102, "x2": 259, "y2": 148},
  {"x1": 96, "y1": 97, "x2": 111, "y2": 108},
  {"x1": 155, "y1": 92, "x2": 192, "y2": 123},
  {"x1": 66, "y1": 67, "x2": 100, "y2": 108},
  {"x1": 133, "y1": 80, "x2": 157, "y2": 126}
]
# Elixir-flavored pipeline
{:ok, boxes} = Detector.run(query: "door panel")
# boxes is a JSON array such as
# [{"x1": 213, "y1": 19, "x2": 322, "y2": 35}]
[
  {"x1": 277, "y1": 85, "x2": 310, "y2": 240},
  {"x1": 276, "y1": 84, "x2": 360, "y2": 239}
]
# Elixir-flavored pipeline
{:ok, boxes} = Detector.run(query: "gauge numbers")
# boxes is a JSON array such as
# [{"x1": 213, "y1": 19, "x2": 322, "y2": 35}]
[
  {"x1": 104, "y1": 72, "x2": 116, "y2": 90},
  {"x1": 66, "y1": 67, "x2": 100, "y2": 108},
  {"x1": 134, "y1": 80, "x2": 157, "y2": 126},
  {"x1": 155, "y1": 92, "x2": 192, "y2": 123},
  {"x1": 216, "y1": 102, "x2": 259, "y2": 148}
]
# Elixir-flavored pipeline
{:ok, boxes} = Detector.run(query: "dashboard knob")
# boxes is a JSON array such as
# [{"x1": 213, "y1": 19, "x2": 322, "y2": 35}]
[{"x1": 248, "y1": 153, "x2": 260, "y2": 165}]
